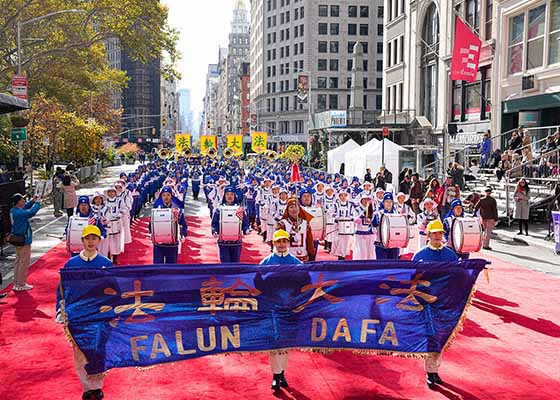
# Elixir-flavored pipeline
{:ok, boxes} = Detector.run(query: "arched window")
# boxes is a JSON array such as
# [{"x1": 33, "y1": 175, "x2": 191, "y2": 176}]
[{"x1": 420, "y1": 3, "x2": 439, "y2": 125}]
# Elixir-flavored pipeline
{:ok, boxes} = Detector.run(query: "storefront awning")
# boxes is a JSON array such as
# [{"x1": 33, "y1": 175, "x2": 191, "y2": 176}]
[
  {"x1": 0, "y1": 93, "x2": 29, "y2": 114},
  {"x1": 502, "y1": 92, "x2": 560, "y2": 114}
]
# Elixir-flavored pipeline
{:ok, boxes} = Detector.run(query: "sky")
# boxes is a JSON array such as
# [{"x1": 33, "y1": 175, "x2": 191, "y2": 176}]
[{"x1": 163, "y1": 0, "x2": 239, "y2": 118}]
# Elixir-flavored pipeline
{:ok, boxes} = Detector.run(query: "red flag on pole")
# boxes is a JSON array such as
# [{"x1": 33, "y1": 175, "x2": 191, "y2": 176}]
[
  {"x1": 450, "y1": 16, "x2": 482, "y2": 83},
  {"x1": 290, "y1": 163, "x2": 301, "y2": 183}
]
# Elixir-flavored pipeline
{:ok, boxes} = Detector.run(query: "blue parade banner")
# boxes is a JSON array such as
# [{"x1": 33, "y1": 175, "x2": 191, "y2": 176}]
[{"x1": 59, "y1": 260, "x2": 488, "y2": 374}]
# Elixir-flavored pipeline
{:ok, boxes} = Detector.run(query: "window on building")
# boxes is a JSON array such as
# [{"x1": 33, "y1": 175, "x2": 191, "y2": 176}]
[
  {"x1": 318, "y1": 59, "x2": 327, "y2": 70},
  {"x1": 393, "y1": 38, "x2": 398, "y2": 64},
  {"x1": 347, "y1": 59, "x2": 353, "y2": 71},
  {"x1": 331, "y1": 5, "x2": 339, "y2": 17},
  {"x1": 363, "y1": 94, "x2": 368, "y2": 109},
  {"x1": 466, "y1": 0, "x2": 481, "y2": 34},
  {"x1": 349, "y1": 5, "x2": 357, "y2": 18},
  {"x1": 281, "y1": 30, "x2": 284, "y2": 41},
  {"x1": 388, "y1": 0, "x2": 393, "y2": 22},
  {"x1": 348, "y1": 23, "x2": 357, "y2": 35},
  {"x1": 300, "y1": 25, "x2": 304, "y2": 35},
  {"x1": 318, "y1": 41, "x2": 328, "y2": 53},
  {"x1": 295, "y1": 7, "x2": 299, "y2": 19},
  {"x1": 294, "y1": 43, "x2": 299, "y2": 54},
  {"x1": 318, "y1": 77, "x2": 327, "y2": 88},
  {"x1": 360, "y1": 6, "x2": 369, "y2": 18},
  {"x1": 420, "y1": 3, "x2": 439, "y2": 124},
  {"x1": 377, "y1": 42, "x2": 383, "y2": 54},
  {"x1": 377, "y1": 60, "x2": 383, "y2": 71},
  {"x1": 319, "y1": 23, "x2": 328, "y2": 34},
  {"x1": 359, "y1": 24, "x2": 368, "y2": 35},
  {"x1": 300, "y1": 6, "x2": 304, "y2": 18},
  {"x1": 363, "y1": 77, "x2": 368, "y2": 89},
  {"x1": 508, "y1": 14, "x2": 524, "y2": 74},
  {"x1": 329, "y1": 94, "x2": 338, "y2": 109},
  {"x1": 550, "y1": 0, "x2": 560, "y2": 64},
  {"x1": 281, "y1": 12, "x2": 284, "y2": 24},
  {"x1": 398, "y1": 82, "x2": 403, "y2": 112},
  {"x1": 286, "y1": 28, "x2": 290, "y2": 40},
  {"x1": 363, "y1": 59, "x2": 368, "y2": 71},
  {"x1": 329, "y1": 77, "x2": 339, "y2": 88},
  {"x1": 378, "y1": 6, "x2": 384, "y2": 18},
  {"x1": 280, "y1": 47, "x2": 284, "y2": 58},
  {"x1": 485, "y1": 0, "x2": 493, "y2": 40},
  {"x1": 527, "y1": 4, "x2": 546, "y2": 70},
  {"x1": 318, "y1": 94, "x2": 327, "y2": 109},
  {"x1": 377, "y1": 24, "x2": 383, "y2": 36},
  {"x1": 377, "y1": 77, "x2": 383, "y2": 89},
  {"x1": 376, "y1": 95, "x2": 382, "y2": 110},
  {"x1": 400, "y1": 36, "x2": 404, "y2": 63},
  {"x1": 330, "y1": 23, "x2": 339, "y2": 35},
  {"x1": 346, "y1": 94, "x2": 351, "y2": 108},
  {"x1": 330, "y1": 59, "x2": 339, "y2": 71},
  {"x1": 348, "y1": 41, "x2": 356, "y2": 53},
  {"x1": 387, "y1": 42, "x2": 392, "y2": 67},
  {"x1": 347, "y1": 77, "x2": 352, "y2": 88},
  {"x1": 330, "y1": 41, "x2": 339, "y2": 53},
  {"x1": 319, "y1": 5, "x2": 328, "y2": 17},
  {"x1": 286, "y1": 10, "x2": 290, "y2": 22}
]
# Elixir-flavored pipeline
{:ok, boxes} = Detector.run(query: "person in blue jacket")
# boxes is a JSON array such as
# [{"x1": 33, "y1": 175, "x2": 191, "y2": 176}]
[
  {"x1": 57, "y1": 225, "x2": 112, "y2": 400},
  {"x1": 151, "y1": 186, "x2": 188, "y2": 264},
  {"x1": 191, "y1": 167, "x2": 202, "y2": 200},
  {"x1": 371, "y1": 192, "x2": 401, "y2": 260},
  {"x1": 66, "y1": 196, "x2": 107, "y2": 257},
  {"x1": 211, "y1": 186, "x2": 249, "y2": 263},
  {"x1": 10, "y1": 193, "x2": 41, "y2": 291},
  {"x1": 443, "y1": 198, "x2": 470, "y2": 259},
  {"x1": 412, "y1": 219, "x2": 458, "y2": 388}
]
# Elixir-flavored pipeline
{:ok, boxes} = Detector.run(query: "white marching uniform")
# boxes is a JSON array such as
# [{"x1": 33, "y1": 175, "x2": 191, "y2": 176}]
[
  {"x1": 353, "y1": 206, "x2": 376, "y2": 260},
  {"x1": 417, "y1": 211, "x2": 440, "y2": 248},
  {"x1": 266, "y1": 195, "x2": 280, "y2": 241},
  {"x1": 280, "y1": 218, "x2": 311, "y2": 260},
  {"x1": 330, "y1": 200, "x2": 355, "y2": 258},
  {"x1": 104, "y1": 197, "x2": 125, "y2": 256},
  {"x1": 91, "y1": 204, "x2": 109, "y2": 258},
  {"x1": 396, "y1": 202, "x2": 416, "y2": 254},
  {"x1": 117, "y1": 190, "x2": 133, "y2": 244},
  {"x1": 323, "y1": 195, "x2": 337, "y2": 244},
  {"x1": 256, "y1": 187, "x2": 273, "y2": 230},
  {"x1": 313, "y1": 191, "x2": 325, "y2": 207},
  {"x1": 270, "y1": 199, "x2": 287, "y2": 236}
]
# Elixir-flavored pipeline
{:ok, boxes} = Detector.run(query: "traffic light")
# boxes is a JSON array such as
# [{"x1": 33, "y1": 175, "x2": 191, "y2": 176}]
[
  {"x1": 152, "y1": 127, "x2": 156, "y2": 136},
  {"x1": 162, "y1": 117, "x2": 167, "y2": 127},
  {"x1": 207, "y1": 120, "x2": 211, "y2": 130}
]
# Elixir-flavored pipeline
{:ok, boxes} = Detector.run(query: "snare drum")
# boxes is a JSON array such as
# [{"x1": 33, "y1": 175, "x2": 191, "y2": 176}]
[
  {"x1": 337, "y1": 219, "x2": 354, "y2": 235},
  {"x1": 379, "y1": 214, "x2": 409, "y2": 249},
  {"x1": 66, "y1": 216, "x2": 89, "y2": 253},
  {"x1": 151, "y1": 208, "x2": 178, "y2": 245},
  {"x1": 304, "y1": 206, "x2": 326, "y2": 241},
  {"x1": 451, "y1": 217, "x2": 482, "y2": 253},
  {"x1": 219, "y1": 206, "x2": 243, "y2": 242}
]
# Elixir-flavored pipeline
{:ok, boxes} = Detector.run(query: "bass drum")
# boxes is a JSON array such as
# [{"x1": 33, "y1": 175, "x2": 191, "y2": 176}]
[
  {"x1": 337, "y1": 219, "x2": 354, "y2": 235},
  {"x1": 379, "y1": 214, "x2": 409, "y2": 249},
  {"x1": 151, "y1": 208, "x2": 178, "y2": 245},
  {"x1": 303, "y1": 206, "x2": 326, "y2": 241},
  {"x1": 451, "y1": 217, "x2": 482, "y2": 253},
  {"x1": 219, "y1": 206, "x2": 242, "y2": 242},
  {"x1": 67, "y1": 216, "x2": 89, "y2": 253}
]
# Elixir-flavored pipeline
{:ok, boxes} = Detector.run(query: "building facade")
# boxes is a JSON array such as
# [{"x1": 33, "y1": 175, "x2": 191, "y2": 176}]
[
  {"x1": 160, "y1": 78, "x2": 179, "y2": 146},
  {"x1": 250, "y1": 0, "x2": 385, "y2": 146},
  {"x1": 202, "y1": 63, "x2": 220, "y2": 136},
  {"x1": 178, "y1": 88, "x2": 194, "y2": 134}
]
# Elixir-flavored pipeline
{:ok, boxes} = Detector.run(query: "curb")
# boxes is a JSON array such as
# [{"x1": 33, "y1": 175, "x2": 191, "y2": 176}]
[{"x1": 494, "y1": 228, "x2": 557, "y2": 253}]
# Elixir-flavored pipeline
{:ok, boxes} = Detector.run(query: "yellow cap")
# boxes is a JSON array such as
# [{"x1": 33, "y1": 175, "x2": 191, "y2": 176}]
[
  {"x1": 272, "y1": 229, "x2": 290, "y2": 242},
  {"x1": 426, "y1": 220, "x2": 445, "y2": 233},
  {"x1": 81, "y1": 225, "x2": 102, "y2": 238}
]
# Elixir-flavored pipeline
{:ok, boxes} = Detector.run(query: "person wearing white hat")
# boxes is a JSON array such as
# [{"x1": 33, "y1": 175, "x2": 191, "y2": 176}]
[
  {"x1": 91, "y1": 192, "x2": 109, "y2": 258},
  {"x1": 323, "y1": 186, "x2": 337, "y2": 252},
  {"x1": 115, "y1": 181, "x2": 133, "y2": 245},
  {"x1": 396, "y1": 192, "x2": 416, "y2": 254},
  {"x1": 104, "y1": 187, "x2": 125, "y2": 263},
  {"x1": 353, "y1": 194, "x2": 376, "y2": 260},
  {"x1": 330, "y1": 190, "x2": 355, "y2": 260},
  {"x1": 265, "y1": 185, "x2": 281, "y2": 247},
  {"x1": 256, "y1": 177, "x2": 273, "y2": 241},
  {"x1": 417, "y1": 197, "x2": 441, "y2": 248}
]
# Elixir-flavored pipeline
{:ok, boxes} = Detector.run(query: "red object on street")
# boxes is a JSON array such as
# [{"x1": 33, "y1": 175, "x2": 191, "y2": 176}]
[
  {"x1": 290, "y1": 162, "x2": 302, "y2": 183},
  {"x1": 450, "y1": 16, "x2": 482, "y2": 83}
]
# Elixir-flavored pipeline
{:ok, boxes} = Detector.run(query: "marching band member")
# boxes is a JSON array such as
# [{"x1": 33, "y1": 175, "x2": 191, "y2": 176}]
[
  {"x1": 190, "y1": 166, "x2": 202, "y2": 200},
  {"x1": 313, "y1": 182, "x2": 326, "y2": 206},
  {"x1": 396, "y1": 192, "x2": 416, "y2": 254},
  {"x1": 151, "y1": 186, "x2": 188, "y2": 264},
  {"x1": 211, "y1": 186, "x2": 249, "y2": 263},
  {"x1": 57, "y1": 225, "x2": 113, "y2": 400},
  {"x1": 330, "y1": 191, "x2": 355, "y2": 261},
  {"x1": 115, "y1": 181, "x2": 133, "y2": 245},
  {"x1": 256, "y1": 177, "x2": 273, "y2": 241},
  {"x1": 349, "y1": 177, "x2": 363, "y2": 204},
  {"x1": 412, "y1": 219, "x2": 458, "y2": 387},
  {"x1": 443, "y1": 198, "x2": 470, "y2": 260},
  {"x1": 417, "y1": 197, "x2": 441, "y2": 248},
  {"x1": 66, "y1": 196, "x2": 107, "y2": 257},
  {"x1": 373, "y1": 187, "x2": 385, "y2": 209},
  {"x1": 277, "y1": 197, "x2": 315, "y2": 262},
  {"x1": 265, "y1": 185, "x2": 281, "y2": 247},
  {"x1": 209, "y1": 177, "x2": 228, "y2": 215},
  {"x1": 91, "y1": 192, "x2": 109, "y2": 258},
  {"x1": 371, "y1": 192, "x2": 400, "y2": 260},
  {"x1": 104, "y1": 187, "x2": 125, "y2": 263},
  {"x1": 353, "y1": 194, "x2": 376, "y2": 260},
  {"x1": 299, "y1": 188, "x2": 320, "y2": 260},
  {"x1": 258, "y1": 229, "x2": 303, "y2": 391},
  {"x1": 242, "y1": 176, "x2": 259, "y2": 230},
  {"x1": 323, "y1": 186, "x2": 337, "y2": 252}
]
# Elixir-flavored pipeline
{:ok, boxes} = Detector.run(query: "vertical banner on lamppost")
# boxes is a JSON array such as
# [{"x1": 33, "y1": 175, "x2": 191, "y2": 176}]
[
  {"x1": 251, "y1": 132, "x2": 268, "y2": 154},
  {"x1": 450, "y1": 17, "x2": 482, "y2": 83},
  {"x1": 175, "y1": 133, "x2": 191, "y2": 152},
  {"x1": 227, "y1": 135, "x2": 243, "y2": 156},
  {"x1": 200, "y1": 136, "x2": 217, "y2": 155},
  {"x1": 296, "y1": 74, "x2": 309, "y2": 103}
]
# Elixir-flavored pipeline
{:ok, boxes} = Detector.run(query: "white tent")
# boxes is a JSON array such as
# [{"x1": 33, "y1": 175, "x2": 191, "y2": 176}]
[
  {"x1": 343, "y1": 138, "x2": 380, "y2": 178},
  {"x1": 365, "y1": 139, "x2": 407, "y2": 188},
  {"x1": 327, "y1": 139, "x2": 360, "y2": 174}
]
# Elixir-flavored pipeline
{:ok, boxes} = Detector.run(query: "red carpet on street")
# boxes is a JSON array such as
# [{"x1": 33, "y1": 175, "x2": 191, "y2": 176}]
[{"x1": 0, "y1": 211, "x2": 559, "y2": 400}]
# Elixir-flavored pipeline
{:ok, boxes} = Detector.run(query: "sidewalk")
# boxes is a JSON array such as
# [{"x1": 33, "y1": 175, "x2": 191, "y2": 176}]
[{"x1": 494, "y1": 220, "x2": 559, "y2": 255}]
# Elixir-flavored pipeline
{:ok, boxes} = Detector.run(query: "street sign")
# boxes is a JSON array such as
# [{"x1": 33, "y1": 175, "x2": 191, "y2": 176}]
[
  {"x1": 11, "y1": 127, "x2": 27, "y2": 141},
  {"x1": 382, "y1": 126, "x2": 389, "y2": 137},
  {"x1": 11, "y1": 75, "x2": 28, "y2": 100}
]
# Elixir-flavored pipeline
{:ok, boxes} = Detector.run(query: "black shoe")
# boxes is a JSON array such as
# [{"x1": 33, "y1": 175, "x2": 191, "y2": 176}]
[
  {"x1": 426, "y1": 372, "x2": 443, "y2": 386},
  {"x1": 82, "y1": 389, "x2": 104, "y2": 400},
  {"x1": 338, "y1": 256, "x2": 345, "y2": 261},
  {"x1": 279, "y1": 371, "x2": 289, "y2": 388},
  {"x1": 517, "y1": 231, "x2": 523, "y2": 235},
  {"x1": 483, "y1": 246, "x2": 492, "y2": 250},
  {"x1": 525, "y1": 233, "x2": 529, "y2": 236},
  {"x1": 271, "y1": 374, "x2": 282, "y2": 391}
]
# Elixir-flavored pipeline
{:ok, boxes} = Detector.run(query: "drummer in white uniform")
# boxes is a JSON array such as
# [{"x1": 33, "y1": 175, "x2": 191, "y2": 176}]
[
  {"x1": 330, "y1": 191, "x2": 355, "y2": 261},
  {"x1": 396, "y1": 192, "x2": 416, "y2": 254},
  {"x1": 65, "y1": 196, "x2": 107, "y2": 257},
  {"x1": 353, "y1": 194, "x2": 376, "y2": 260},
  {"x1": 371, "y1": 192, "x2": 401, "y2": 260},
  {"x1": 104, "y1": 187, "x2": 125, "y2": 264},
  {"x1": 91, "y1": 192, "x2": 109, "y2": 258},
  {"x1": 443, "y1": 198, "x2": 470, "y2": 260}
]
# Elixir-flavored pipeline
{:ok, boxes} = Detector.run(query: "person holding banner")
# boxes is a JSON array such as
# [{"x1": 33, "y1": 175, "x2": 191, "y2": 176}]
[
  {"x1": 57, "y1": 225, "x2": 112, "y2": 400},
  {"x1": 211, "y1": 186, "x2": 249, "y2": 263},
  {"x1": 259, "y1": 229, "x2": 302, "y2": 391},
  {"x1": 412, "y1": 219, "x2": 458, "y2": 387}
]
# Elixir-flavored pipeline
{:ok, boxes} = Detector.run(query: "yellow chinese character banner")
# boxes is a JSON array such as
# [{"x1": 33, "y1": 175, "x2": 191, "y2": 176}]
[
  {"x1": 227, "y1": 135, "x2": 243, "y2": 156},
  {"x1": 200, "y1": 135, "x2": 217, "y2": 155},
  {"x1": 175, "y1": 134, "x2": 191, "y2": 151},
  {"x1": 251, "y1": 132, "x2": 268, "y2": 154}
]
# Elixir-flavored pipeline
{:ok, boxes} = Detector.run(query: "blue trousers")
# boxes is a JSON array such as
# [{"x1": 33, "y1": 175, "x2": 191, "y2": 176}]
[
  {"x1": 375, "y1": 245, "x2": 400, "y2": 260},
  {"x1": 309, "y1": 240, "x2": 319, "y2": 261},
  {"x1": 153, "y1": 245, "x2": 178, "y2": 264},
  {"x1": 218, "y1": 243, "x2": 242, "y2": 263}
]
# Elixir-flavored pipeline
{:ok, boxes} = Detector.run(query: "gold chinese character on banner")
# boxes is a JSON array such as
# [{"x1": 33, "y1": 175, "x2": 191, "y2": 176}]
[
  {"x1": 293, "y1": 273, "x2": 344, "y2": 313},
  {"x1": 197, "y1": 276, "x2": 262, "y2": 315},
  {"x1": 379, "y1": 273, "x2": 438, "y2": 311}
]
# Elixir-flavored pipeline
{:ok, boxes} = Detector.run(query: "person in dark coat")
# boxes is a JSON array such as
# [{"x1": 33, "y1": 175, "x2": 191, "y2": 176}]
[
  {"x1": 364, "y1": 168, "x2": 373, "y2": 183},
  {"x1": 474, "y1": 186, "x2": 499, "y2": 250}
]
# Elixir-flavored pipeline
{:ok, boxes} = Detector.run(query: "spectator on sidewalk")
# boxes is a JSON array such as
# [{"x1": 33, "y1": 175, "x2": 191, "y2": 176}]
[
  {"x1": 465, "y1": 159, "x2": 479, "y2": 183},
  {"x1": 479, "y1": 131, "x2": 492, "y2": 168},
  {"x1": 410, "y1": 173, "x2": 424, "y2": 214},
  {"x1": 10, "y1": 193, "x2": 41, "y2": 291},
  {"x1": 490, "y1": 149, "x2": 502, "y2": 169},
  {"x1": 374, "y1": 173, "x2": 386, "y2": 191},
  {"x1": 52, "y1": 167, "x2": 65, "y2": 217},
  {"x1": 450, "y1": 162, "x2": 465, "y2": 190},
  {"x1": 398, "y1": 174, "x2": 412, "y2": 196},
  {"x1": 509, "y1": 131, "x2": 523, "y2": 155},
  {"x1": 379, "y1": 165, "x2": 393, "y2": 186},
  {"x1": 59, "y1": 173, "x2": 80, "y2": 217},
  {"x1": 496, "y1": 152, "x2": 512, "y2": 181},
  {"x1": 474, "y1": 186, "x2": 499, "y2": 250},
  {"x1": 364, "y1": 168, "x2": 373, "y2": 183},
  {"x1": 514, "y1": 179, "x2": 530, "y2": 236}
]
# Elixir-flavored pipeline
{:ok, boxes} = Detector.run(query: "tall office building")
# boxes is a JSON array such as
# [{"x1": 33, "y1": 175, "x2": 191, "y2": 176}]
[
  {"x1": 202, "y1": 64, "x2": 220, "y2": 136},
  {"x1": 178, "y1": 88, "x2": 194, "y2": 134},
  {"x1": 250, "y1": 0, "x2": 385, "y2": 145}
]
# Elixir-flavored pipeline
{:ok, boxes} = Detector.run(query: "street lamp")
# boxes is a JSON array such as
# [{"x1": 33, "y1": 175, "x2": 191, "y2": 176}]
[{"x1": 16, "y1": 8, "x2": 86, "y2": 168}]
